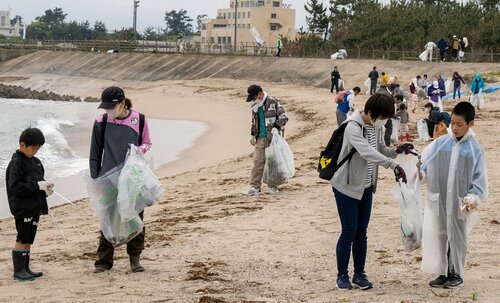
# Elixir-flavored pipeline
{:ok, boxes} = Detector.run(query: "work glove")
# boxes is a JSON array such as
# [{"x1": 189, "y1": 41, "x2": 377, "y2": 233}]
[
  {"x1": 250, "y1": 136, "x2": 257, "y2": 146},
  {"x1": 395, "y1": 143, "x2": 415, "y2": 155},
  {"x1": 393, "y1": 165, "x2": 407, "y2": 183},
  {"x1": 461, "y1": 194, "x2": 481, "y2": 212},
  {"x1": 37, "y1": 181, "x2": 54, "y2": 195}
]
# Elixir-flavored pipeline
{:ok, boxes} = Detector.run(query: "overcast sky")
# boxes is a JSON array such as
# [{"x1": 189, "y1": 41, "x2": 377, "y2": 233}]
[{"x1": 7, "y1": 0, "x2": 330, "y2": 32}]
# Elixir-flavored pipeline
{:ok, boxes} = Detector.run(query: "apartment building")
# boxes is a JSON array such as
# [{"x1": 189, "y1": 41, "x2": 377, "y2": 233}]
[
  {"x1": 0, "y1": 11, "x2": 21, "y2": 38},
  {"x1": 200, "y1": 0, "x2": 296, "y2": 47}
]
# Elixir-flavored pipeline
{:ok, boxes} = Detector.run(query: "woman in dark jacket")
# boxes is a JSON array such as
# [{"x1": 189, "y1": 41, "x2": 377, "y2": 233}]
[{"x1": 452, "y1": 72, "x2": 465, "y2": 99}]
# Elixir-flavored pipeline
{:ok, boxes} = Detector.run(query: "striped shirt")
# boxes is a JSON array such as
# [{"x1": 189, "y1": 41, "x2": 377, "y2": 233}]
[{"x1": 365, "y1": 126, "x2": 376, "y2": 187}]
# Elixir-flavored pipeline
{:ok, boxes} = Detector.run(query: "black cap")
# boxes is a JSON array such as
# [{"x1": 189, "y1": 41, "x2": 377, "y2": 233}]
[
  {"x1": 98, "y1": 86, "x2": 125, "y2": 109},
  {"x1": 246, "y1": 84, "x2": 263, "y2": 102}
]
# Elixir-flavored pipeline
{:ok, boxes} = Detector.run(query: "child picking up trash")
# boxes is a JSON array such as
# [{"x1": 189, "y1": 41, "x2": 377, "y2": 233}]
[{"x1": 418, "y1": 101, "x2": 488, "y2": 289}]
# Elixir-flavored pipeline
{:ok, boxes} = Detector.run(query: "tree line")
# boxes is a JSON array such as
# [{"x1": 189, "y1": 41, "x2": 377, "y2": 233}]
[
  {"x1": 304, "y1": 0, "x2": 500, "y2": 51},
  {"x1": 3, "y1": 7, "x2": 202, "y2": 41}
]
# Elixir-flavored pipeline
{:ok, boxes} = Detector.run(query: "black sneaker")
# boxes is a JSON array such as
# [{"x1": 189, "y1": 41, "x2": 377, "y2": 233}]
[
  {"x1": 429, "y1": 275, "x2": 448, "y2": 288},
  {"x1": 443, "y1": 274, "x2": 463, "y2": 289},
  {"x1": 352, "y1": 273, "x2": 373, "y2": 290},
  {"x1": 336, "y1": 274, "x2": 353, "y2": 290}
]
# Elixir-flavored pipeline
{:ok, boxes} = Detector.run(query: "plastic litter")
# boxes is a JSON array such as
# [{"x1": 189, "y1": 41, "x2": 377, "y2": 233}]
[
  {"x1": 263, "y1": 130, "x2": 295, "y2": 187},
  {"x1": 417, "y1": 119, "x2": 430, "y2": 142}
]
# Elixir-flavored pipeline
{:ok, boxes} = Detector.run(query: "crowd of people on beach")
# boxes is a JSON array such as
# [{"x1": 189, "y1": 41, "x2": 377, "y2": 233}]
[
  {"x1": 3, "y1": 59, "x2": 490, "y2": 298},
  {"x1": 421, "y1": 35, "x2": 469, "y2": 62}
]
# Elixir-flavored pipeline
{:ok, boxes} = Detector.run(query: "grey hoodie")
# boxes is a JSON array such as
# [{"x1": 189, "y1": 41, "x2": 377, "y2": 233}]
[{"x1": 330, "y1": 110, "x2": 398, "y2": 200}]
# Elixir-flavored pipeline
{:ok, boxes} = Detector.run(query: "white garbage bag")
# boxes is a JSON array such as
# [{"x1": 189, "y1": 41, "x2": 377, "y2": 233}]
[
  {"x1": 364, "y1": 78, "x2": 371, "y2": 94},
  {"x1": 419, "y1": 49, "x2": 428, "y2": 61},
  {"x1": 391, "y1": 118, "x2": 400, "y2": 144},
  {"x1": 263, "y1": 131, "x2": 295, "y2": 187},
  {"x1": 392, "y1": 154, "x2": 423, "y2": 252},
  {"x1": 417, "y1": 119, "x2": 430, "y2": 142},
  {"x1": 445, "y1": 79, "x2": 453, "y2": 94},
  {"x1": 470, "y1": 93, "x2": 484, "y2": 109},
  {"x1": 117, "y1": 145, "x2": 164, "y2": 221},
  {"x1": 86, "y1": 165, "x2": 144, "y2": 247}
]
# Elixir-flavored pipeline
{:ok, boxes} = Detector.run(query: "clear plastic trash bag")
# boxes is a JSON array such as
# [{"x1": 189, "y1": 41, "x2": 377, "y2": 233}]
[
  {"x1": 263, "y1": 131, "x2": 295, "y2": 187},
  {"x1": 392, "y1": 154, "x2": 422, "y2": 252},
  {"x1": 470, "y1": 93, "x2": 484, "y2": 109},
  {"x1": 417, "y1": 119, "x2": 430, "y2": 142},
  {"x1": 86, "y1": 164, "x2": 144, "y2": 247},
  {"x1": 363, "y1": 78, "x2": 371, "y2": 94},
  {"x1": 117, "y1": 145, "x2": 164, "y2": 221}
]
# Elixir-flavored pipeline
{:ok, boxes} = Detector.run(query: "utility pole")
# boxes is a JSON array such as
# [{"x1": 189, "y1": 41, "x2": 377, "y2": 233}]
[
  {"x1": 133, "y1": 0, "x2": 140, "y2": 41},
  {"x1": 234, "y1": 0, "x2": 238, "y2": 50}
]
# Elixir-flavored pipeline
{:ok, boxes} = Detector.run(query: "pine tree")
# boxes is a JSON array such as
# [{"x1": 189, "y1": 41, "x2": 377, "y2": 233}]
[{"x1": 304, "y1": 0, "x2": 329, "y2": 35}]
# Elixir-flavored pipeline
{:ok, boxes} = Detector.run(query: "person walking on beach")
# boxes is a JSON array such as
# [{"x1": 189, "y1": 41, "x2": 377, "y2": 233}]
[
  {"x1": 89, "y1": 86, "x2": 152, "y2": 273},
  {"x1": 336, "y1": 87, "x2": 361, "y2": 126},
  {"x1": 244, "y1": 84, "x2": 288, "y2": 196},
  {"x1": 6, "y1": 127, "x2": 53, "y2": 281},
  {"x1": 330, "y1": 66, "x2": 341, "y2": 93},
  {"x1": 368, "y1": 66, "x2": 379, "y2": 95},
  {"x1": 330, "y1": 92, "x2": 413, "y2": 290},
  {"x1": 452, "y1": 72, "x2": 465, "y2": 99},
  {"x1": 469, "y1": 73, "x2": 485, "y2": 110},
  {"x1": 419, "y1": 101, "x2": 488, "y2": 289},
  {"x1": 276, "y1": 34, "x2": 283, "y2": 57}
]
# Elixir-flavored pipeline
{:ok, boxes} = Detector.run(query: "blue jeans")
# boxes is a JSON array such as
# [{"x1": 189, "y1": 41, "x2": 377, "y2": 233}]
[
  {"x1": 453, "y1": 86, "x2": 461, "y2": 99},
  {"x1": 333, "y1": 186, "x2": 373, "y2": 277}
]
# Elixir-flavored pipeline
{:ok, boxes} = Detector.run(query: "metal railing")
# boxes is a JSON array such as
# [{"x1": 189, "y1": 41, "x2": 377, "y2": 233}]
[{"x1": 1, "y1": 39, "x2": 499, "y2": 63}]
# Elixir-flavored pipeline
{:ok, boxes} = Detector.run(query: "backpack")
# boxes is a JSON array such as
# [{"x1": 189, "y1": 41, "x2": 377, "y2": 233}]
[
  {"x1": 335, "y1": 90, "x2": 350, "y2": 104},
  {"x1": 439, "y1": 111, "x2": 451, "y2": 126},
  {"x1": 101, "y1": 112, "x2": 146, "y2": 146},
  {"x1": 318, "y1": 121, "x2": 361, "y2": 181}
]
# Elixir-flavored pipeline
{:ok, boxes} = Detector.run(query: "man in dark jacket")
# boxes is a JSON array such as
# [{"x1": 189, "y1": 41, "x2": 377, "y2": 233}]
[
  {"x1": 437, "y1": 37, "x2": 448, "y2": 62},
  {"x1": 331, "y1": 66, "x2": 341, "y2": 93},
  {"x1": 6, "y1": 128, "x2": 53, "y2": 281},
  {"x1": 368, "y1": 66, "x2": 379, "y2": 95},
  {"x1": 245, "y1": 84, "x2": 288, "y2": 196}
]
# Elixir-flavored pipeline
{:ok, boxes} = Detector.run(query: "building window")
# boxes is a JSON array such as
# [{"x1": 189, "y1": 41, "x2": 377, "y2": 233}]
[
  {"x1": 238, "y1": 12, "x2": 240, "y2": 19},
  {"x1": 248, "y1": 12, "x2": 251, "y2": 18},
  {"x1": 218, "y1": 37, "x2": 222, "y2": 44},
  {"x1": 271, "y1": 13, "x2": 277, "y2": 19},
  {"x1": 202, "y1": 37, "x2": 206, "y2": 44},
  {"x1": 224, "y1": 13, "x2": 226, "y2": 18},
  {"x1": 243, "y1": 12, "x2": 246, "y2": 18},
  {"x1": 227, "y1": 37, "x2": 232, "y2": 44},
  {"x1": 257, "y1": 1, "x2": 264, "y2": 7},
  {"x1": 270, "y1": 25, "x2": 277, "y2": 31},
  {"x1": 273, "y1": 1, "x2": 280, "y2": 7},
  {"x1": 247, "y1": 24, "x2": 251, "y2": 28},
  {"x1": 202, "y1": 24, "x2": 206, "y2": 30},
  {"x1": 210, "y1": 37, "x2": 215, "y2": 44}
]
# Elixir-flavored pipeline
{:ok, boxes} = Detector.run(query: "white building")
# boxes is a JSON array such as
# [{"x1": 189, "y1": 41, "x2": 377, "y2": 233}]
[{"x1": 0, "y1": 11, "x2": 21, "y2": 38}]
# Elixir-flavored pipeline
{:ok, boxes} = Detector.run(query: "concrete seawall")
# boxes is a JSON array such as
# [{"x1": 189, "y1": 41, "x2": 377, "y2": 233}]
[{"x1": 0, "y1": 51, "x2": 498, "y2": 89}]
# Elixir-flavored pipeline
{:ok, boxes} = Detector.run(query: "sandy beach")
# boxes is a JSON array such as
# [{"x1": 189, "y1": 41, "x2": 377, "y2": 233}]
[{"x1": 0, "y1": 53, "x2": 499, "y2": 302}]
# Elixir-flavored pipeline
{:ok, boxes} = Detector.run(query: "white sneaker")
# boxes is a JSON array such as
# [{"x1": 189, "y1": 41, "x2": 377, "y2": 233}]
[
  {"x1": 267, "y1": 186, "x2": 279, "y2": 194},
  {"x1": 243, "y1": 187, "x2": 261, "y2": 196}
]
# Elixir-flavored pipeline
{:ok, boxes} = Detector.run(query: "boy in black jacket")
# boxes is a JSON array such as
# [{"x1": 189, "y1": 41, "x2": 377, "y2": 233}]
[{"x1": 6, "y1": 127, "x2": 54, "y2": 281}]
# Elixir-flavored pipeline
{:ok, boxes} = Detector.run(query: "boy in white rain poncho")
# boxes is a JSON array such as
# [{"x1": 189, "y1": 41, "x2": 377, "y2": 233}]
[{"x1": 418, "y1": 101, "x2": 488, "y2": 289}]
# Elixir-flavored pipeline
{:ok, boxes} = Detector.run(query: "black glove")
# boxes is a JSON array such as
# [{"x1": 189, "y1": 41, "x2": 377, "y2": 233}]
[
  {"x1": 395, "y1": 143, "x2": 415, "y2": 155},
  {"x1": 394, "y1": 165, "x2": 407, "y2": 183}
]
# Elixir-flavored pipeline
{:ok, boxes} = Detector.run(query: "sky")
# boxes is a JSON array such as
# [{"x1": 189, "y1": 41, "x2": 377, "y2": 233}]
[{"x1": 6, "y1": 0, "x2": 330, "y2": 33}]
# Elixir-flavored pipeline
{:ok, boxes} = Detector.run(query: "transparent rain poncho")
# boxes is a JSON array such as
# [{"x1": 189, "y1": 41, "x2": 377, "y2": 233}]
[
  {"x1": 417, "y1": 119, "x2": 431, "y2": 142},
  {"x1": 420, "y1": 129, "x2": 488, "y2": 277}
]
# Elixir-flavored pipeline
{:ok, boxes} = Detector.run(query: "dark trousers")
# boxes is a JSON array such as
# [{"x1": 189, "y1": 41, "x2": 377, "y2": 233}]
[
  {"x1": 452, "y1": 49, "x2": 458, "y2": 59},
  {"x1": 276, "y1": 48, "x2": 281, "y2": 57},
  {"x1": 384, "y1": 119, "x2": 393, "y2": 146},
  {"x1": 370, "y1": 80, "x2": 377, "y2": 95},
  {"x1": 440, "y1": 50, "x2": 446, "y2": 61},
  {"x1": 94, "y1": 211, "x2": 145, "y2": 269},
  {"x1": 333, "y1": 186, "x2": 373, "y2": 277},
  {"x1": 453, "y1": 86, "x2": 461, "y2": 99},
  {"x1": 331, "y1": 79, "x2": 339, "y2": 93},
  {"x1": 425, "y1": 119, "x2": 436, "y2": 138}
]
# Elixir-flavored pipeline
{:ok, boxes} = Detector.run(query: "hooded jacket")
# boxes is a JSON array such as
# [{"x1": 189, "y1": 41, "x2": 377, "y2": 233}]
[
  {"x1": 6, "y1": 150, "x2": 48, "y2": 218},
  {"x1": 330, "y1": 111, "x2": 398, "y2": 200},
  {"x1": 470, "y1": 74, "x2": 485, "y2": 95}
]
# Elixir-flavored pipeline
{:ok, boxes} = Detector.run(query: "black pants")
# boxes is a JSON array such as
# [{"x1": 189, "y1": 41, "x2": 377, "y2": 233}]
[
  {"x1": 276, "y1": 48, "x2": 281, "y2": 57},
  {"x1": 370, "y1": 80, "x2": 377, "y2": 95},
  {"x1": 94, "y1": 211, "x2": 145, "y2": 269},
  {"x1": 452, "y1": 49, "x2": 458, "y2": 59},
  {"x1": 384, "y1": 119, "x2": 392, "y2": 146},
  {"x1": 425, "y1": 119, "x2": 436, "y2": 138},
  {"x1": 331, "y1": 79, "x2": 339, "y2": 93},
  {"x1": 440, "y1": 50, "x2": 446, "y2": 61}
]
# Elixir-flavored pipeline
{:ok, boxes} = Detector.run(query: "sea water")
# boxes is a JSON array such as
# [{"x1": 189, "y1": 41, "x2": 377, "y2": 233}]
[{"x1": 0, "y1": 98, "x2": 206, "y2": 219}]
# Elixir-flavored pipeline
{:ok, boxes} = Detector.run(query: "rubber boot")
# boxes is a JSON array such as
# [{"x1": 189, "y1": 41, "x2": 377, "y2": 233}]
[
  {"x1": 25, "y1": 251, "x2": 43, "y2": 278},
  {"x1": 129, "y1": 255, "x2": 145, "y2": 272},
  {"x1": 405, "y1": 133, "x2": 411, "y2": 142},
  {"x1": 398, "y1": 135, "x2": 404, "y2": 142},
  {"x1": 12, "y1": 250, "x2": 34, "y2": 281}
]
